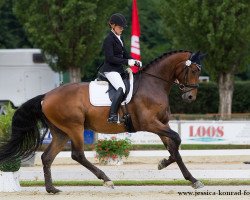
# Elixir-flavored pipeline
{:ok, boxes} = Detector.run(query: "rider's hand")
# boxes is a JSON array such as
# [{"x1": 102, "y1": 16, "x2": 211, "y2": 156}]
[
  {"x1": 128, "y1": 59, "x2": 142, "y2": 68},
  {"x1": 134, "y1": 60, "x2": 142, "y2": 68},
  {"x1": 128, "y1": 59, "x2": 136, "y2": 66}
]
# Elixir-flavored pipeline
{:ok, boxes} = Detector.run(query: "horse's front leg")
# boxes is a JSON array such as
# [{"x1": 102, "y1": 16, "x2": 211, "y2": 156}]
[
  {"x1": 158, "y1": 155, "x2": 175, "y2": 170},
  {"x1": 159, "y1": 135, "x2": 204, "y2": 189},
  {"x1": 137, "y1": 113, "x2": 204, "y2": 188}
]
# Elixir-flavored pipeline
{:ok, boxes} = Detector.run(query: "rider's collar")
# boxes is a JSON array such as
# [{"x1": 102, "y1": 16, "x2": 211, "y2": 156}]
[{"x1": 111, "y1": 29, "x2": 121, "y2": 38}]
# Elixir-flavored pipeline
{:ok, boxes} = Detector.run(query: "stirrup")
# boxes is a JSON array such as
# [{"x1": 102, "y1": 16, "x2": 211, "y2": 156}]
[{"x1": 107, "y1": 114, "x2": 120, "y2": 123}]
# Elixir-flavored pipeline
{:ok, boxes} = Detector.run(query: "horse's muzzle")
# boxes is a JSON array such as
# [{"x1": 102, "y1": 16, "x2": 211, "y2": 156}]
[{"x1": 181, "y1": 91, "x2": 197, "y2": 103}]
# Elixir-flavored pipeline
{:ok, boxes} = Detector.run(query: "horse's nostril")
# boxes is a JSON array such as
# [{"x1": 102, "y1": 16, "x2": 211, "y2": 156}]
[{"x1": 188, "y1": 95, "x2": 193, "y2": 100}]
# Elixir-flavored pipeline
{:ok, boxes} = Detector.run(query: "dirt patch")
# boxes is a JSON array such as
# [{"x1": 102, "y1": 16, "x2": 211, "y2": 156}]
[{"x1": 1, "y1": 186, "x2": 250, "y2": 200}]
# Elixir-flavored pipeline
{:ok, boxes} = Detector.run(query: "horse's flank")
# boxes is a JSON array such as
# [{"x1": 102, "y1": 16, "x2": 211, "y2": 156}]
[{"x1": 42, "y1": 82, "x2": 127, "y2": 135}]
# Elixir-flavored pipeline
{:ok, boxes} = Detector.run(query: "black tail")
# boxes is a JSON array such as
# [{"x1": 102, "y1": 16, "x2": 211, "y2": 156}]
[{"x1": 0, "y1": 94, "x2": 48, "y2": 163}]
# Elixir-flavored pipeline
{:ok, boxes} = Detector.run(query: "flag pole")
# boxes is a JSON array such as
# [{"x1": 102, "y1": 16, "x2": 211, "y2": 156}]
[{"x1": 130, "y1": 0, "x2": 141, "y2": 73}]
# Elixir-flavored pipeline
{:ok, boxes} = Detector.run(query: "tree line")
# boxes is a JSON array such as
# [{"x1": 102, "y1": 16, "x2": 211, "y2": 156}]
[{"x1": 0, "y1": 0, "x2": 250, "y2": 117}]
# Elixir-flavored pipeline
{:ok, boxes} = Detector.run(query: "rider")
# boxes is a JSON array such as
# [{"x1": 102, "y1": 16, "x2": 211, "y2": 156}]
[{"x1": 99, "y1": 13, "x2": 142, "y2": 123}]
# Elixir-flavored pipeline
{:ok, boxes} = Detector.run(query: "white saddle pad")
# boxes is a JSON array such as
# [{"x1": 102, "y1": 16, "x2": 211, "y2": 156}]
[{"x1": 89, "y1": 71, "x2": 134, "y2": 106}]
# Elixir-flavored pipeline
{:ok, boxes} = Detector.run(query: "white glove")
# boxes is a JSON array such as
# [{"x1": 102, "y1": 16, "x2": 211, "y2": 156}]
[
  {"x1": 128, "y1": 59, "x2": 136, "y2": 66},
  {"x1": 128, "y1": 59, "x2": 142, "y2": 67},
  {"x1": 134, "y1": 60, "x2": 142, "y2": 68}
]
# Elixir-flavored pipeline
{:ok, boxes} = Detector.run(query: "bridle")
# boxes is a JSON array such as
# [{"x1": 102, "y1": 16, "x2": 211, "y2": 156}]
[
  {"x1": 143, "y1": 59, "x2": 201, "y2": 93},
  {"x1": 178, "y1": 60, "x2": 201, "y2": 91}
]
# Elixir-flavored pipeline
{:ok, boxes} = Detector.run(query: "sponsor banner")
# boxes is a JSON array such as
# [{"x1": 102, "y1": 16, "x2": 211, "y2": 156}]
[
  {"x1": 181, "y1": 121, "x2": 250, "y2": 144},
  {"x1": 97, "y1": 121, "x2": 179, "y2": 144},
  {"x1": 43, "y1": 121, "x2": 250, "y2": 145},
  {"x1": 43, "y1": 130, "x2": 95, "y2": 144},
  {"x1": 43, "y1": 131, "x2": 52, "y2": 144}
]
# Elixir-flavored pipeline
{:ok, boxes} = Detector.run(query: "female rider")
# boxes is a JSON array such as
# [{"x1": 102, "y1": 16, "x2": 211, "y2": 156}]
[{"x1": 99, "y1": 13, "x2": 141, "y2": 123}]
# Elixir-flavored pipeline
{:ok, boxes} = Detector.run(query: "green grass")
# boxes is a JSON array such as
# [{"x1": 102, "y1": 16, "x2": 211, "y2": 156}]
[
  {"x1": 20, "y1": 179, "x2": 250, "y2": 187},
  {"x1": 38, "y1": 143, "x2": 250, "y2": 152},
  {"x1": 130, "y1": 144, "x2": 250, "y2": 150},
  {"x1": 180, "y1": 144, "x2": 250, "y2": 150}
]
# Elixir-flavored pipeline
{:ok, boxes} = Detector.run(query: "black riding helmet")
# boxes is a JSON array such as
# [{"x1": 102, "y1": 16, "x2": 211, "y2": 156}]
[{"x1": 109, "y1": 13, "x2": 127, "y2": 28}]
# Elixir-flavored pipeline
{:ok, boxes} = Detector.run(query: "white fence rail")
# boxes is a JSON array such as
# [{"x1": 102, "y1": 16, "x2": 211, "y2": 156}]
[{"x1": 98, "y1": 120, "x2": 250, "y2": 145}]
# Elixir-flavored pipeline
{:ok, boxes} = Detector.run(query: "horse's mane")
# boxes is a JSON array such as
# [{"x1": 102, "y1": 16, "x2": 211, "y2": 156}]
[{"x1": 143, "y1": 50, "x2": 191, "y2": 70}]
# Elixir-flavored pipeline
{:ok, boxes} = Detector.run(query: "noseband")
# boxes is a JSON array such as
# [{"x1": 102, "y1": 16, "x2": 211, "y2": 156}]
[
  {"x1": 178, "y1": 60, "x2": 201, "y2": 92},
  {"x1": 143, "y1": 59, "x2": 201, "y2": 93}
]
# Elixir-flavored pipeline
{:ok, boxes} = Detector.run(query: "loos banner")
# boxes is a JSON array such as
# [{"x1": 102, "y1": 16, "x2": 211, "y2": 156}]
[
  {"x1": 98, "y1": 121, "x2": 250, "y2": 145},
  {"x1": 181, "y1": 121, "x2": 250, "y2": 144}
]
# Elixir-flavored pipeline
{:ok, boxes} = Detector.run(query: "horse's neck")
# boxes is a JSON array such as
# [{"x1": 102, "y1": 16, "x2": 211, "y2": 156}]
[{"x1": 143, "y1": 58, "x2": 176, "y2": 92}]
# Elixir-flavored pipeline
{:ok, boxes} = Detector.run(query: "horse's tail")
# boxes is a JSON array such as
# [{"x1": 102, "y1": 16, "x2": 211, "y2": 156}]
[{"x1": 0, "y1": 94, "x2": 48, "y2": 163}]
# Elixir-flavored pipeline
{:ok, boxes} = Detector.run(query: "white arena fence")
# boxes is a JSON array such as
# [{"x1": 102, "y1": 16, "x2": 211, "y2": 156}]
[
  {"x1": 43, "y1": 120, "x2": 250, "y2": 145},
  {"x1": 97, "y1": 120, "x2": 250, "y2": 145}
]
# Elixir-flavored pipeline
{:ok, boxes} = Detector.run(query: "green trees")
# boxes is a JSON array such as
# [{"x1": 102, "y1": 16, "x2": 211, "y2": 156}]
[
  {"x1": 0, "y1": 0, "x2": 249, "y2": 116},
  {"x1": 14, "y1": 0, "x2": 128, "y2": 82},
  {"x1": 0, "y1": 0, "x2": 31, "y2": 48},
  {"x1": 136, "y1": 0, "x2": 170, "y2": 65},
  {"x1": 160, "y1": 0, "x2": 250, "y2": 118},
  {"x1": 0, "y1": 104, "x2": 21, "y2": 172}
]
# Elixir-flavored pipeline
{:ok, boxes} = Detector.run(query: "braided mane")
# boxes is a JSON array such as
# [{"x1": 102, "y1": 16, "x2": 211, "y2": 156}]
[{"x1": 143, "y1": 50, "x2": 191, "y2": 70}]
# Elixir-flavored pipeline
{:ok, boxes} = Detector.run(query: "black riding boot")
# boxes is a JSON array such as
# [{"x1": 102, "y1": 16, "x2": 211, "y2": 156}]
[{"x1": 108, "y1": 87, "x2": 125, "y2": 123}]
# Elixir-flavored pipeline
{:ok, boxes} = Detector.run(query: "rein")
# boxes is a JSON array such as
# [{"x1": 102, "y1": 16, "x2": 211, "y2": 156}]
[
  {"x1": 142, "y1": 61, "x2": 200, "y2": 93},
  {"x1": 143, "y1": 71, "x2": 180, "y2": 87}
]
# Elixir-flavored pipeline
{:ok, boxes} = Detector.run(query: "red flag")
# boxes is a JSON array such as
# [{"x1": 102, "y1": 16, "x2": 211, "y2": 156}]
[{"x1": 130, "y1": 0, "x2": 141, "y2": 73}]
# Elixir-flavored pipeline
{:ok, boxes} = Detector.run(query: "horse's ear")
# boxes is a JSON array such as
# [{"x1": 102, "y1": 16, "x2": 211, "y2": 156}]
[
  {"x1": 190, "y1": 51, "x2": 200, "y2": 62},
  {"x1": 190, "y1": 51, "x2": 206, "y2": 64},
  {"x1": 199, "y1": 53, "x2": 207, "y2": 61}
]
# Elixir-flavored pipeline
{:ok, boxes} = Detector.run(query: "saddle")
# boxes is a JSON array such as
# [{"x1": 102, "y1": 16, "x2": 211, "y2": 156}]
[
  {"x1": 89, "y1": 69, "x2": 135, "y2": 132},
  {"x1": 89, "y1": 69, "x2": 134, "y2": 106},
  {"x1": 97, "y1": 71, "x2": 130, "y2": 102}
]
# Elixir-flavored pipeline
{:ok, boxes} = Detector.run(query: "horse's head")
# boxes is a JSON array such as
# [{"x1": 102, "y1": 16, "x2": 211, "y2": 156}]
[{"x1": 175, "y1": 51, "x2": 206, "y2": 103}]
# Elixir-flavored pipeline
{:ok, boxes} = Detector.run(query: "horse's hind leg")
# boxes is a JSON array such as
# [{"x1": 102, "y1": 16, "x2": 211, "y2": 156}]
[
  {"x1": 70, "y1": 129, "x2": 114, "y2": 188},
  {"x1": 158, "y1": 155, "x2": 175, "y2": 170},
  {"x1": 41, "y1": 124, "x2": 69, "y2": 194},
  {"x1": 159, "y1": 136, "x2": 204, "y2": 189}
]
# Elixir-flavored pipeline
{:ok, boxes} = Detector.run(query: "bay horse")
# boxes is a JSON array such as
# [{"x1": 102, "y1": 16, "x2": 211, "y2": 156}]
[{"x1": 0, "y1": 50, "x2": 205, "y2": 193}]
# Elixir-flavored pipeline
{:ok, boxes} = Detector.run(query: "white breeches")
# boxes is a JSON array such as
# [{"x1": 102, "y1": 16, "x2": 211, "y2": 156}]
[{"x1": 104, "y1": 72, "x2": 126, "y2": 93}]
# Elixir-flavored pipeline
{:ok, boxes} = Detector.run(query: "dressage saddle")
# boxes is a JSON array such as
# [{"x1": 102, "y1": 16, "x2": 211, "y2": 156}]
[{"x1": 97, "y1": 71, "x2": 130, "y2": 102}]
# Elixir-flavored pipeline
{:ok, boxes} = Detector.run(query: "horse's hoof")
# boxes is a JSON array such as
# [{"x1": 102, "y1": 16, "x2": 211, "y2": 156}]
[
  {"x1": 192, "y1": 180, "x2": 204, "y2": 189},
  {"x1": 104, "y1": 181, "x2": 114, "y2": 189},
  {"x1": 46, "y1": 187, "x2": 62, "y2": 194},
  {"x1": 158, "y1": 158, "x2": 167, "y2": 170}
]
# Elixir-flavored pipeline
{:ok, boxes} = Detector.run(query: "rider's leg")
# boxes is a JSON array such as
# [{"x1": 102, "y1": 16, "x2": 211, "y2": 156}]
[
  {"x1": 104, "y1": 72, "x2": 125, "y2": 123},
  {"x1": 104, "y1": 72, "x2": 126, "y2": 93},
  {"x1": 108, "y1": 87, "x2": 124, "y2": 122}
]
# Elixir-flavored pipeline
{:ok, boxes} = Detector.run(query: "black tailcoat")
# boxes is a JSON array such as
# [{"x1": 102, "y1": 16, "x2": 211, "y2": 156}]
[{"x1": 99, "y1": 31, "x2": 130, "y2": 74}]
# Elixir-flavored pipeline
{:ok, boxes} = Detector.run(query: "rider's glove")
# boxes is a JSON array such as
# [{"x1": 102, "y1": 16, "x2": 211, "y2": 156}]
[
  {"x1": 128, "y1": 59, "x2": 136, "y2": 66},
  {"x1": 128, "y1": 59, "x2": 142, "y2": 68},
  {"x1": 134, "y1": 60, "x2": 142, "y2": 68}
]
